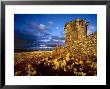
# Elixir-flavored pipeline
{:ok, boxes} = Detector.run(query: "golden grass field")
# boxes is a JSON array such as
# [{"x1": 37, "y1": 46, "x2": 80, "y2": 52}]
[
  {"x1": 15, "y1": 51, "x2": 52, "y2": 62},
  {"x1": 14, "y1": 46, "x2": 97, "y2": 76}
]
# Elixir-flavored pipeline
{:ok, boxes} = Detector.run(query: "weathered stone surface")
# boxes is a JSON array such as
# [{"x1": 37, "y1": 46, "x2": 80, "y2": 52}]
[{"x1": 64, "y1": 18, "x2": 88, "y2": 46}]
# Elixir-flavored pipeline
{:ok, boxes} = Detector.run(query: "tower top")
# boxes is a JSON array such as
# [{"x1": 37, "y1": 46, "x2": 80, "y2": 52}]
[
  {"x1": 64, "y1": 19, "x2": 88, "y2": 29},
  {"x1": 76, "y1": 18, "x2": 83, "y2": 21}
]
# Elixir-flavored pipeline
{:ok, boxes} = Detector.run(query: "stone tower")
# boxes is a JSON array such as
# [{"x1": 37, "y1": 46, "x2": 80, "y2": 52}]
[{"x1": 64, "y1": 19, "x2": 88, "y2": 46}]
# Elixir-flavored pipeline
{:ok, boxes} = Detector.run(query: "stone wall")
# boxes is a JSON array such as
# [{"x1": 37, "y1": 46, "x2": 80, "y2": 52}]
[{"x1": 64, "y1": 19, "x2": 88, "y2": 47}]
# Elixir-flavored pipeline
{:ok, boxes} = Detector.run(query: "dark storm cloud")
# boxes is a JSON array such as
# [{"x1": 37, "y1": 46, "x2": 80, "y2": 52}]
[
  {"x1": 14, "y1": 29, "x2": 39, "y2": 49},
  {"x1": 14, "y1": 21, "x2": 52, "y2": 49},
  {"x1": 14, "y1": 29, "x2": 50, "y2": 49},
  {"x1": 24, "y1": 21, "x2": 52, "y2": 38}
]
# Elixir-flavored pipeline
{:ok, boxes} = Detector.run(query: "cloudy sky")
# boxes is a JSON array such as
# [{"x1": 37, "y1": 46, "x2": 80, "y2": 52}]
[{"x1": 14, "y1": 14, "x2": 97, "y2": 50}]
